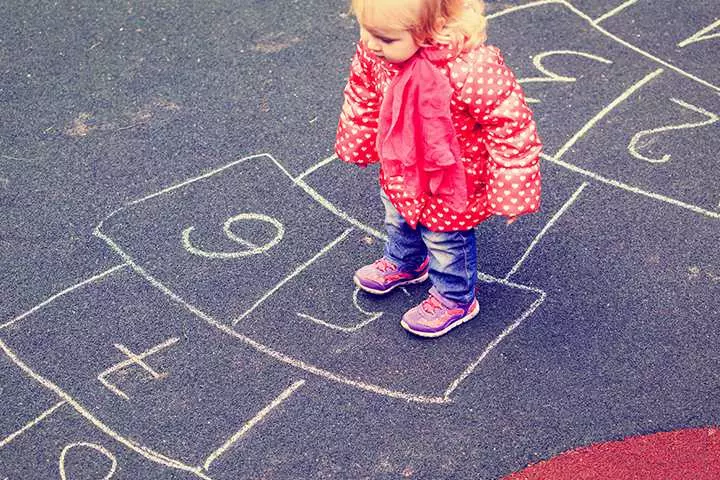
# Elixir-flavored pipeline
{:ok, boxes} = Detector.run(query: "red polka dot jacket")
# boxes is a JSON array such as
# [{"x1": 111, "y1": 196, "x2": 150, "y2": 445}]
[{"x1": 335, "y1": 41, "x2": 543, "y2": 232}]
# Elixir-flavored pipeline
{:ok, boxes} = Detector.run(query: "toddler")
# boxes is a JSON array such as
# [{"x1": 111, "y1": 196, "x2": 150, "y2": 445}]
[{"x1": 335, "y1": 0, "x2": 542, "y2": 337}]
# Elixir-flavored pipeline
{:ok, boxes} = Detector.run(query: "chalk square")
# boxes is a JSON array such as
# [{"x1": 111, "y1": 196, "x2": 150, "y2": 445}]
[
  {"x1": 487, "y1": 0, "x2": 661, "y2": 157},
  {"x1": 234, "y1": 229, "x2": 545, "y2": 400},
  {"x1": 0, "y1": 268, "x2": 302, "y2": 467},
  {"x1": 97, "y1": 154, "x2": 351, "y2": 323},
  {"x1": 553, "y1": 71, "x2": 719, "y2": 213},
  {"x1": 598, "y1": 0, "x2": 720, "y2": 86}
]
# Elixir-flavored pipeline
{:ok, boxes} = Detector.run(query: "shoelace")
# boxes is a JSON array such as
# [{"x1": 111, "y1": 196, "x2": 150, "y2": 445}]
[
  {"x1": 373, "y1": 258, "x2": 397, "y2": 273},
  {"x1": 421, "y1": 295, "x2": 444, "y2": 314}
]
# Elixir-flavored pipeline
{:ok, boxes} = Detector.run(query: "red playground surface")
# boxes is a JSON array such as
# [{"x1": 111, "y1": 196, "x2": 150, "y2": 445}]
[{"x1": 505, "y1": 427, "x2": 720, "y2": 479}]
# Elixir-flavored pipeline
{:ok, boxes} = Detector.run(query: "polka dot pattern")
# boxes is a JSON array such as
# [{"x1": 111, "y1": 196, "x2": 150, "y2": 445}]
[{"x1": 335, "y1": 42, "x2": 542, "y2": 231}]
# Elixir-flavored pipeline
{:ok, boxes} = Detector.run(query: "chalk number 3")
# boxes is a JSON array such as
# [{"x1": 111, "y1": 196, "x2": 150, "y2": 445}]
[{"x1": 517, "y1": 50, "x2": 614, "y2": 103}]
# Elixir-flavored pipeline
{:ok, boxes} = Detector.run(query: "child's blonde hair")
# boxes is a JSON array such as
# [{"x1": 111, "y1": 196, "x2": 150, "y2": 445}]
[{"x1": 351, "y1": 0, "x2": 487, "y2": 51}]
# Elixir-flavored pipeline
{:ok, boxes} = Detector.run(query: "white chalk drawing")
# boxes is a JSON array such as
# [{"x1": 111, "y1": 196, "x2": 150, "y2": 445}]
[
  {"x1": 487, "y1": 0, "x2": 718, "y2": 93},
  {"x1": 444, "y1": 275, "x2": 547, "y2": 398},
  {"x1": 296, "y1": 287, "x2": 384, "y2": 333},
  {"x1": 543, "y1": 153, "x2": 720, "y2": 218},
  {"x1": 0, "y1": 264, "x2": 128, "y2": 331},
  {"x1": 182, "y1": 213, "x2": 284, "y2": 259},
  {"x1": 98, "y1": 338, "x2": 179, "y2": 401},
  {"x1": 628, "y1": 98, "x2": 719, "y2": 164},
  {"x1": 59, "y1": 442, "x2": 117, "y2": 480},
  {"x1": 505, "y1": 183, "x2": 589, "y2": 281},
  {"x1": 203, "y1": 379, "x2": 305, "y2": 471},
  {"x1": 592, "y1": 0, "x2": 640, "y2": 24},
  {"x1": 678, "y1": 19, "x2": 720, "y2": 48},
  {"x1": 295, "y1": 153, "x2": 339, "y2": 183},
  {"x1": 233, "y1": 228, "x2": 353, "y2": 325},
  {"x1": 553, "y1": 68, "x2": 665, "y2": 160},
  {"x1": 0, "y1": 401, "x2": 66, "y2": 449},
  {"x1": 518, "y1": 50, "x2": 613, "y2": 103},
  {"x1": 0, "y1": 2, "x2": 718, "y2": 478}
]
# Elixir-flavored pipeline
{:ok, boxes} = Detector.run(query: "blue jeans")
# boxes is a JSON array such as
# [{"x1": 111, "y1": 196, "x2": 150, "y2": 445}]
[{"x1": 381, "y1": 191, "x2": 477, "y2": 304}]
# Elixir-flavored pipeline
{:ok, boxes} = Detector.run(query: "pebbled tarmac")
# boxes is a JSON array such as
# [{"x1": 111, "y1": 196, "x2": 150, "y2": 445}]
[{"x1": 1, "y1": 0, "x2": 718, "y2": 478}]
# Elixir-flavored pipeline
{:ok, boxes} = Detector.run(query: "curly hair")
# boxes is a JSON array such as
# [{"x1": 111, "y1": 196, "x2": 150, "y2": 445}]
[{"x1": 351, "y1": 0, "x2": 487, "y2": 51}]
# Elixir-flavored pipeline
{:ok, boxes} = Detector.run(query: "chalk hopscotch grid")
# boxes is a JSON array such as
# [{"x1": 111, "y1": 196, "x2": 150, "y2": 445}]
[
  {"x1": 0, "y1": 143, "x2": 550, "y2": 409},
  {"x1": 93, "y1": 152, "x2": 547, "y2": 406},
  {"x1": 491, "y1": 0, "x2": 718, "y2": 93},
  {"x1": 485, "y1": 1, "x2": 720, "y2": 219},
  {"x1": 0, "y1": 324, "x2": 307, "y2": 479},
  {"x1": 1, "y1": 1, "x2": 716, "y2": 477}
]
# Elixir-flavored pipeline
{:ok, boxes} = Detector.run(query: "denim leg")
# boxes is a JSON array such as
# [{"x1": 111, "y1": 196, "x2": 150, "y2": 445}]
[
  {"x1": 420, "y1": 228, "x2": 477, "y2": 304},
  {"x1": 380, "y1": 191, "x2": 427, "y2": 269}
]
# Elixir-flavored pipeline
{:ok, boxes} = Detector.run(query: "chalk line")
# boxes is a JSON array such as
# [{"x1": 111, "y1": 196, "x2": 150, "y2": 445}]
[
  {"x1": 444, "y1": 276, "x2": 547, "y2": 399},
  {"x1": 542, "y1": 153, "x2": 720, "y2": 219},
  {"x1": 0, "y1": 400, "x2": 66, "y2": 449},
  {"x1": 295, "y1": 153, "x2": 338, "y2": 182},
  {"x1": 296, "y1": 287, "x2": 383, "y2": 333},
  {"x1": 488, "y1": 0, "x2": 719, "y2": 93},
  {"x1": 486, "y1": 0, "x2": 562, "y2": 20},
  {"x1": 233, "y1": 228, "x2": 353, "y2": 325},
  {"x1": 678, "y1": 19, "x2": 720, "y2": 48},
  {"x1": 266, "y1": 153, "x2": 388, "y2": 241},
  {"x1": 505, "y1": 183, "x2": 589, "y2": 281},
  {"x1": 296, "y1": 313, "x2": 380, "y2": 333},
  {"x1": 0, "y1": 337, "x2": 213, "y2": 479},
  {"x1": 559, "y1": 0, "x2": 720, "y2": 92},
  {"x1": 554, "y1": 68, "x2": 664, "y2": 160},
  {"x1": 203, "y1": 380, "x2": 305, "y2": 471},
  {"x1": 125, "y1": 154, "x2": 267, "y2": 207},
  {"x1": 592, "y1": 0, "x2": 640, "y2": 25},
  {"x1": 0, "y1": 263, "x2": 128, "y2": 331}
]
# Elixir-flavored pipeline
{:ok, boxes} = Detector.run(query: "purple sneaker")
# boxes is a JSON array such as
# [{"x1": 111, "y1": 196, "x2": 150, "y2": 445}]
[
  {"x1": 401, "y1": 288, "x2": 479, "y2": 338},
  {"x1": 354, "y1": 257, "x2": 430, "y2": 295}
]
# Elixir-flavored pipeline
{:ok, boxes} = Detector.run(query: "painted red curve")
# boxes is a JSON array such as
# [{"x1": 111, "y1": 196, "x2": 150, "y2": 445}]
[{"x1": 504, "y1": 427, "x2": 720, "y2": 480}]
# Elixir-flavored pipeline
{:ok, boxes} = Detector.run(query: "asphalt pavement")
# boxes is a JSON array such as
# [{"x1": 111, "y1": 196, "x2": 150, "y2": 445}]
[{"x1": 1, "y1": 0, "x2": 718, "y2": 478}]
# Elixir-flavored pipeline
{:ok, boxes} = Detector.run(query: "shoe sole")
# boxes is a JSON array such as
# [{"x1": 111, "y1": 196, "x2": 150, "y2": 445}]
[
  {"x1": 353, "y1": 271, "x2": 429, "y2": 295},
  {"x1": 400, "y1": 300, "x2": 480, "y2": 338}
]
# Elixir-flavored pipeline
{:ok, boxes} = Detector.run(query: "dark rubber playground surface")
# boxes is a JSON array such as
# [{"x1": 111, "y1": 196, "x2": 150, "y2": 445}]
[{"x1": 1, "y1": 1, "x2": 718, "y2": 478}]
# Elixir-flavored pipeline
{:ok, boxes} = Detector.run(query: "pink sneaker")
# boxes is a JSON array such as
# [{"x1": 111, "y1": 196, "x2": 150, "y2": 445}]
[
  {"x1": 354, "y1": 257, "x2": 430, "y2": 295},
  {"x1": 401, "y1": 288, "x2": 479, "y2": 338}
]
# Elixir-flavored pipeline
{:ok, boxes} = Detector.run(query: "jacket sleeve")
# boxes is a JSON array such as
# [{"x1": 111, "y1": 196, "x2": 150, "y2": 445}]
[
  {"x1": 335, "y1": 42, "x2": 381, "y2": 167},
  {"x1": 461, "y1": 48, "x2": 542, "y2": 217}
]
